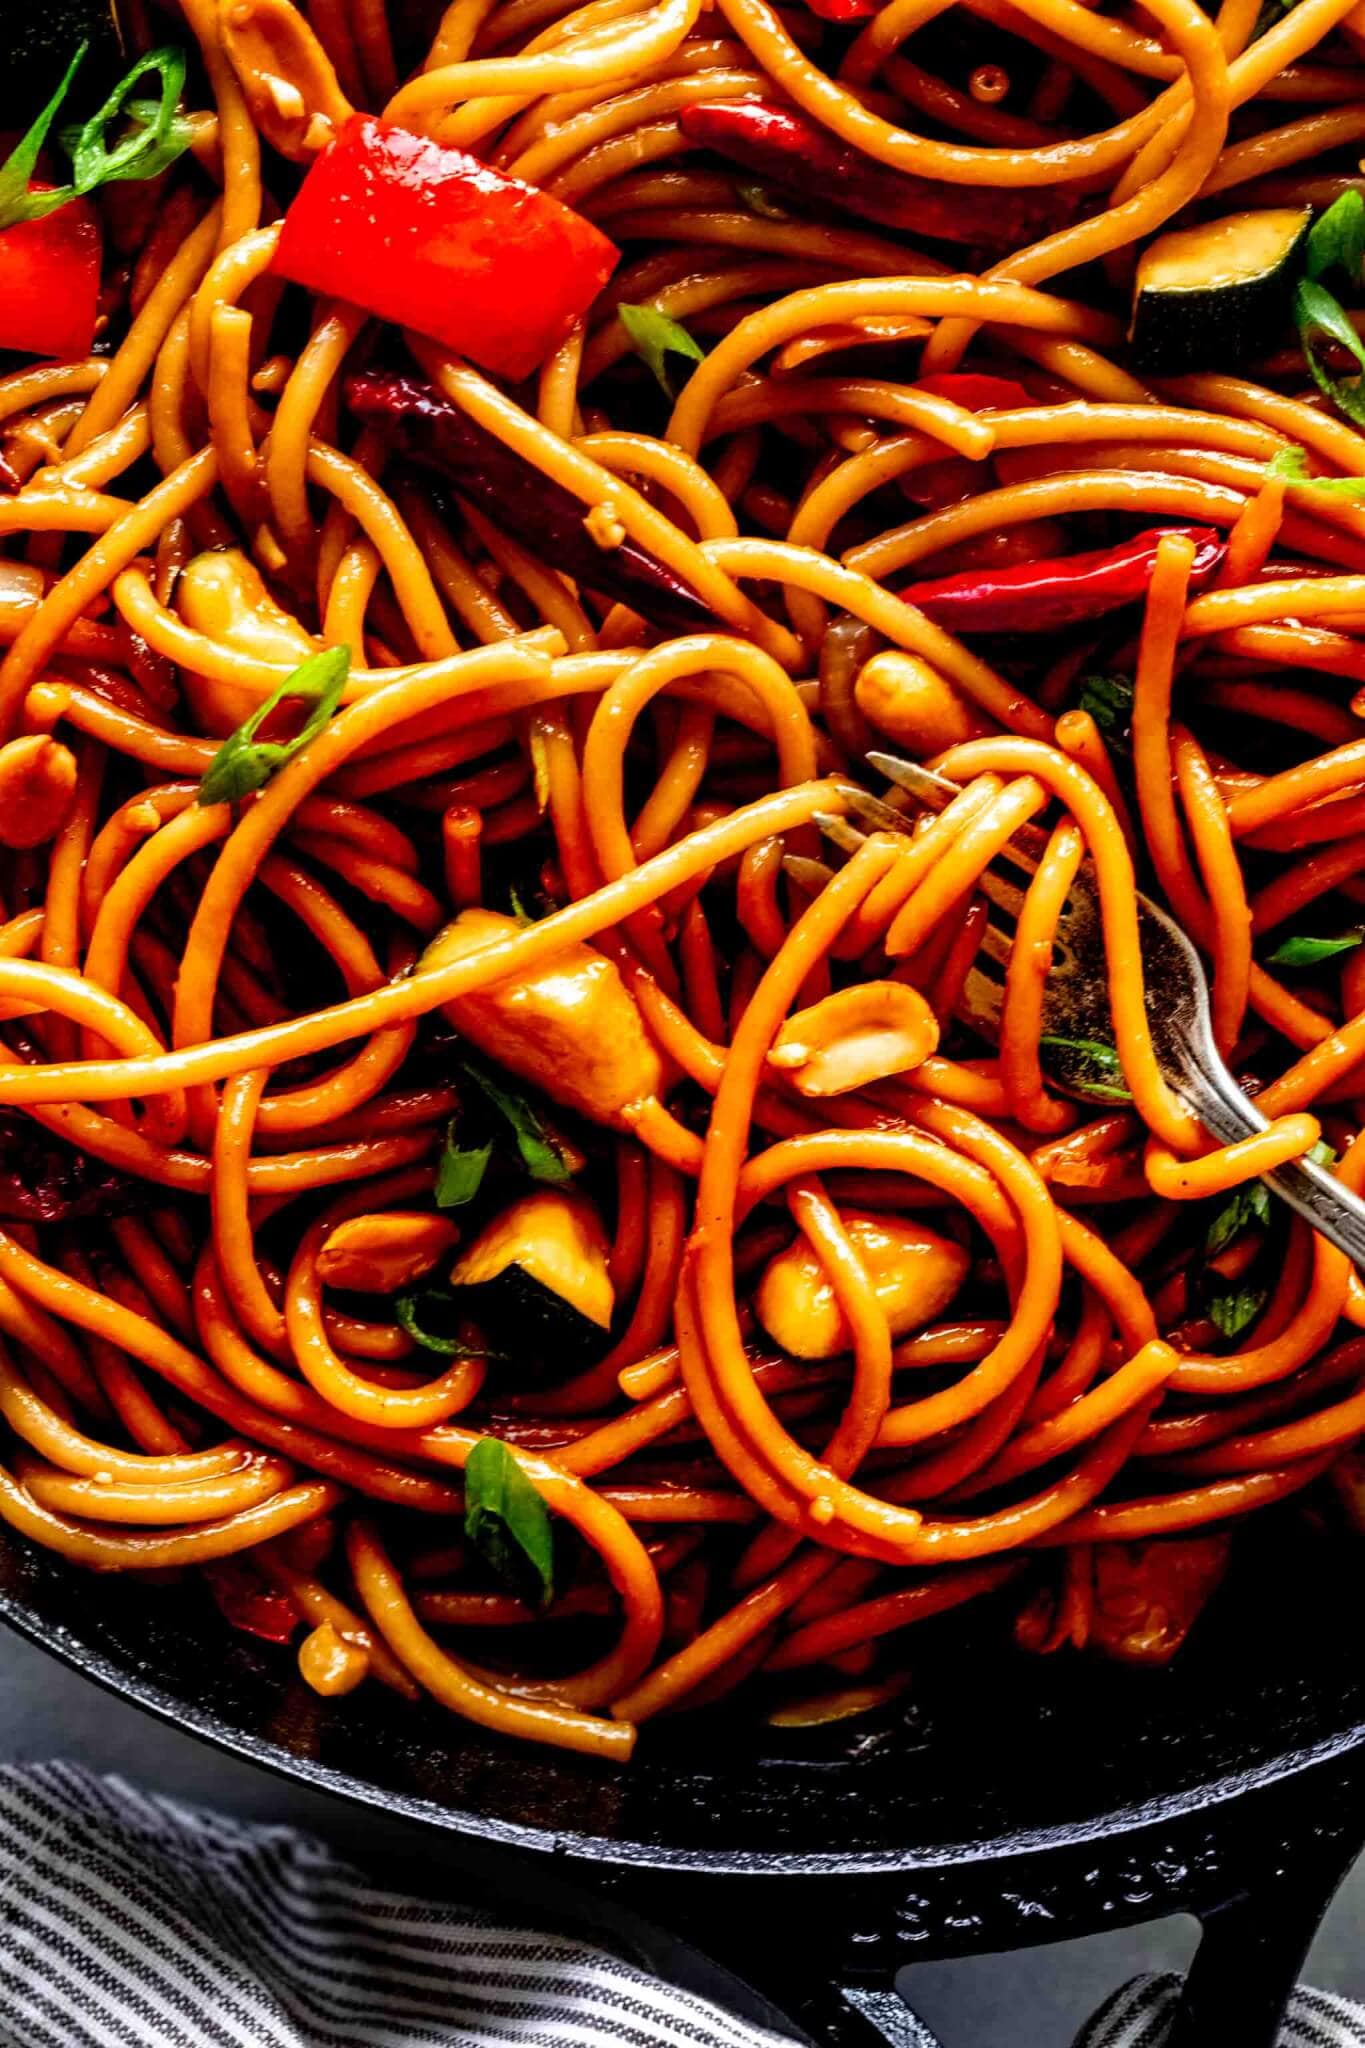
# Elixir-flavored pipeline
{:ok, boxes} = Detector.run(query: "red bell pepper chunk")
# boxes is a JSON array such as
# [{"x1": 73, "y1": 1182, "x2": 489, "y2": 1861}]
[
  {"x1": 273, "y1": 114, "x2": 619, "y2": 383},
  {"x1": 0, "y1": 190, "x2": 100, "y2": 360},
  {"x1": 914, "y1": 373, "x2": 1034, "y2": 411},
  {"x1": 899, "y1": 525, "x2": 1226, "y2": 634},
  {"x1": 803, "y1": 0, "x2": 878, "y2": 16}
]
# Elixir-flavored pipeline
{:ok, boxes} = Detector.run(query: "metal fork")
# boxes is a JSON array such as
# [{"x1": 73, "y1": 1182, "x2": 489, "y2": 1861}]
[{"x1": 807, "y1": 747, "x2": 1365, "y2": 1271}]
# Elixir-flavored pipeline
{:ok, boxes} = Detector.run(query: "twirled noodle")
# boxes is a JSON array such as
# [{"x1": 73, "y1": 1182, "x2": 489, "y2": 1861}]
[{"x1": 1, "y1": 0, "x2": 1365, "y2": 1750}]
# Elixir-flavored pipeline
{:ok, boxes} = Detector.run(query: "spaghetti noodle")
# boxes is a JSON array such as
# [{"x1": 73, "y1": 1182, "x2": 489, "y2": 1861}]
[{"x1": 0, "y1": 0, "x2": 1363, "y2": 1753}]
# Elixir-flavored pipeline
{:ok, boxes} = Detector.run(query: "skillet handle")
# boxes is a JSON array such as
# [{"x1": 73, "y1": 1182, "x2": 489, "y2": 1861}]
[
  {"x1": 771, "y1": 1977, "x2": 943, "y2": 2047},
  {"x1": 1164, "y1": 1832, "x2": 1358, "y2": 2048}
]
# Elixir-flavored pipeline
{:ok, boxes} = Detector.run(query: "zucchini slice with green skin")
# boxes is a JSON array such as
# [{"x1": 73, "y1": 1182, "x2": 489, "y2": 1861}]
[
  {"x1": 1129, "y1": 208, "x2": 1311, "y2": 375},
  {"x1": 449, "y1": 1190, "x2": 615, "y2": 1380}
]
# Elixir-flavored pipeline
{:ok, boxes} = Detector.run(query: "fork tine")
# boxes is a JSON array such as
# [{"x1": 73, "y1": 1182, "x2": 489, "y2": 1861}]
[
  {"x1": 815, "y1": 812, "x2": 870, "y2": 855},
  {"x1": 960, "y1": 965, "x2": 1003, "y2": 1035},
  {"x1": 977, "y1": 921, "x2": 1013, "y2": 972},
  {"x1": 782, "y1": 855, "x2": 836, "y2": 893},
  {"x1": 838, "y1": 784, "x2": 916, "y2": 836},
  {"x1": 866, "y1": 750, "x2": 963, "y2": 810},
  {"x1": 976, "y1": 865, "x2": 1026, "y2": 922}
]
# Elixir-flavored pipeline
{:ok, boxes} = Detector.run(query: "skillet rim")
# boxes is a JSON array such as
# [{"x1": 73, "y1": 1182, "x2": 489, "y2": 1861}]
[{"x1": 4, "y1": 1571, "x2": 1365, "y2": 1877}]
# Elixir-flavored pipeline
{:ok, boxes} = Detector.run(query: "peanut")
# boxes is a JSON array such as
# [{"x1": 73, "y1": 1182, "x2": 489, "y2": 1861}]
[
  {"x1": 298, "y1": 1620, "x2": 370, "y2": 1696},
  {"x1": 0, "y1": 735, "x2": 78, "y2": 849},
  {"x1": 768, "y1": 981, "x2": 939, "y2": 1096},
  {"x1": 854, "y1": 649, "x2": 986, "y2": 758},
  {"x1": 317, "y1": 1211, "x2": 459, "y2": 1293}
]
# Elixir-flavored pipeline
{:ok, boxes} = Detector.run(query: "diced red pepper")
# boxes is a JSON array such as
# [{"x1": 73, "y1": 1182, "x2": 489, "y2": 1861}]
[
  {"x1": 205, "y1": 1559, "x2": 302, "y2": 1646},
  {"x1": 0, "y1": 191, "x2": 100, "y2": 360},
  {"x1": 803, "y1": 0, "x2": 877, "y2": 16},
  {"x1": 898, "y1": 525, "x2": 1227, "y2": 634},
  {"x1": 273, "y1": 114, "x2": 619, "y2": 382},
  {"x1": 914, "y1": 373, "x2": 1034, "y2": 411}
]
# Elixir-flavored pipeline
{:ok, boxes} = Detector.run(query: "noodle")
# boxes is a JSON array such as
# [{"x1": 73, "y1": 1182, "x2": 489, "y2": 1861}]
[{"x1": 0, "y1": 0, "x2": 1362, "y2": 1752}]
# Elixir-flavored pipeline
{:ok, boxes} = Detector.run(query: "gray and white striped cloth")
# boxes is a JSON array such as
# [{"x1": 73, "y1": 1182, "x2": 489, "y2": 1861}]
[
  {"x1": 1076, "y1": 1973, "x2": 1365, "y2": 2048},
  {"x1": 0, "y1": 1761, "x2": 793, "y2": 2048},
  {"x1": 1, "y1": 1760, "x2": 1363, "y2": 2048}
]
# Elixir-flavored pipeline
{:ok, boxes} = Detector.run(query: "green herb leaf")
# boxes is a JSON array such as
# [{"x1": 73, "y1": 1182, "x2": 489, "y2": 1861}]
[
  {"x1": 395, "y1": 1288, "x2": 489, "y2": 1357},
  {"x1": 1267, "y1": 931, "x2": 1364, "y2": 965},
  {"x1": 1306, "y1": 189, "x2": 1365, "y2": 285},
  {"x1": 435, "y1": 1120, "x2": 492, "y2": 1209},
  {"x1": 1039, "y1": 1034, "x2": 1133, "y2": 1101},
  {"x1": 0, "y1": 44, "x2": 192, "y2": 233},
  {"x1": 1208, "y1": 1278, "x2": 1269, "y2": 1339},
  {"x1": 198, "y1": 644, "x2": 350, "y2": 806},
  {"x1": 618, "y1": 302, "x2": 705, "y2": 399},
  {"x1": 1077, "y1": 672, "x2": 1134, "y2": 743},
  {"x1": 1267, "y1": 444, "x2": 1365, "y2": 495},
  {"x1": 1309, "y1": 1138, "x2": 1338, "y2": 1168},
  {"x1": 462, "y1": 1059, "x2": 573, "y2": 1186},
  {"x1": 463, "y1": 1436, "x2": 555, "y2": 1608},
  {"x1": 0, "y1": 44, "x2": 88, "y2": 231},
  {"x1": 1294, "y1": 278, "x2": 1365, "y2": 431},
  {"x1": 1205, "y1": 1178, "x2": 1271, "y2": 1256}
]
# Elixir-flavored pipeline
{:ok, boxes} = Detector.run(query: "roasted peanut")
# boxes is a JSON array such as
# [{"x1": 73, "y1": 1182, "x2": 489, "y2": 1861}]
[
  {"x1": 177, "y1": 549, "x2": 321, "y2": 734},
  {"x1": 317, "y1": 1212, "x2": 459, "y2": 1293},
  {"x1": 854, "y1": 649, "x2": 986, "y2": 757},
  {"x1": 768, "y1": 981, "x2": 939, "y2": 1096},
  {"x1": 219, "y1": 0, "x2": 353, "y2": 159},
  {"x1": 0, "y1": 735, "x2": 78, "y2": 849},
  {"x1": 423, "y1": 908, "x2": 664, "y2": 1131},
  {"x1": 756, "y1": 1211, "x2": 968, "y2": 1359},
  {"x1": 298, "y1": 1619, "x2": 370, "y2": 1696}
]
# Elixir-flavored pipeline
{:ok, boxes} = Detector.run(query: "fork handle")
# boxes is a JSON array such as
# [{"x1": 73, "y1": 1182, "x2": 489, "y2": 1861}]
[{"x1": 1173, "y1": 1057, "x2": 1365, "y2": 1271}]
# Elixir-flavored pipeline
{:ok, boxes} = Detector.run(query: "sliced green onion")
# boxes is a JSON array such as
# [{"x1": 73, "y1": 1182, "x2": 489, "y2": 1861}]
[
  {"x1": 1294, "y1": 278, "x2": 1365, "y2": 431},
  {"x1": 198, "y1": 645, "x2": 350, "y2": 806},
  {"x1": 618, "y1": 302, "x2": 705, "y2": 399},
  {"x1": 0, "y1": 43, "x2": 192, "y2": 235}
]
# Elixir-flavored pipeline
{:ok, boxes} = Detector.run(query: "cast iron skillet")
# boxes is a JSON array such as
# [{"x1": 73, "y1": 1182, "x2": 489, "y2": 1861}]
[{"x1": 1, "y1": 1506, "x2": 1363, "y2": 2044}]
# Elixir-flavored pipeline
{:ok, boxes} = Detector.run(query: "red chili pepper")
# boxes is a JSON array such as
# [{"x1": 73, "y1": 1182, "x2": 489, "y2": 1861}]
[
  {"x1": 273, "y1": 114, "x2": 619, "y2": 383},
  {"x1": 0, "y1": 192, "x2": 100, "y2": 360},
  {"x1": 348, "y1": 371, "x2": 717, "y2": 633},
  {"x1": 899, "y1": 526, "x2": 1227, "y2": 633},
  {"x1": 913, "y1": 373, "x2": 1034, "y2": 411},
  {"x1": 205, "y1": 1560, "x2": 302, "y2": 1646},
  {"x1": 676, "y1": 102, "x2": 1078, "y2": 250}
]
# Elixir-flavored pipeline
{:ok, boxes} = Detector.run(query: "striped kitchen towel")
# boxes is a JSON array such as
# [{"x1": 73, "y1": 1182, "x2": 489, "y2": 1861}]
[
  {"x1": 1077, "y1": 1973, "x2": 1365, "y2": 2047},
  {"x1": 0, "y1": 1760, "x2": 795, "y2": 2048}
]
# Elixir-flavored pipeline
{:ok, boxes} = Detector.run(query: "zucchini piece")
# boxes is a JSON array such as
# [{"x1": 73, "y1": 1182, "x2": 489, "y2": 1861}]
[
  {"x1": 449, "y1": 1190, "x2": 614, "y2": 1378},
  {"x1": 1129, "y1": 208, "x2": 1311, "y2": 375}
]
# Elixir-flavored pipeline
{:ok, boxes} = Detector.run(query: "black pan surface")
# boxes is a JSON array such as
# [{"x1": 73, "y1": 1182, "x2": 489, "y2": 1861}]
[{"x1": 2, "y1": 1508, "x2": 1363, "y2": 1874}]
